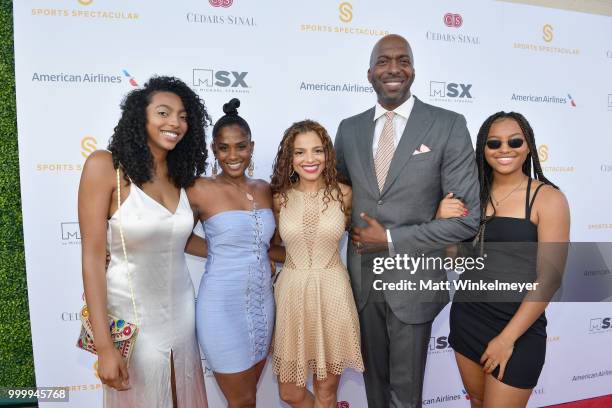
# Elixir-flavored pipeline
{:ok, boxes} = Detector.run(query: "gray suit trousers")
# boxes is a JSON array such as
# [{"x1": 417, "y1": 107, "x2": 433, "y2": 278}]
[{"x1": 359, "y1": 292, "x2": 433, "y2": 408}]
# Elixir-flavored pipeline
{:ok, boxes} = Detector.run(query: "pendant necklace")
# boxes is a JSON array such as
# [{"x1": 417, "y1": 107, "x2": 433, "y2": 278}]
[
  {"x1": 222, "y1": 176, "x2": 257, "y2": 210},
  {"x1": 491, "y1": 177, "x2": 526, "y2": 207}
]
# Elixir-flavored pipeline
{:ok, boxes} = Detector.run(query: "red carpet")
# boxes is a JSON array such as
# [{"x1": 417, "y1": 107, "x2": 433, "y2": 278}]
[{"x1": 546, "y1": 395, "x2": 612, "y2": 407}]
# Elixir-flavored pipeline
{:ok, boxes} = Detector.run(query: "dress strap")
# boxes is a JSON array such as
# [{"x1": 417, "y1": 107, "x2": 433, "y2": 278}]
[
  {"x1": 524, "y1": 178, "x2": 533, "y2": 219},
  {"x1": 526, "y1": 180, "x2": 546, "y2": 220}
]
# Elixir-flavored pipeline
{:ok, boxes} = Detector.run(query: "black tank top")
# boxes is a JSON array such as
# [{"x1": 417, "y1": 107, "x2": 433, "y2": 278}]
[{"x1": 484, "y1": 178, "x2": 544, "y2": 242}]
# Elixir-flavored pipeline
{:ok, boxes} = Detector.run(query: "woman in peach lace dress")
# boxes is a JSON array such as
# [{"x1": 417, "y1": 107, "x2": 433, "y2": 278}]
[{"x1": 269, "y1": 120, "x2": 364, "y2": 408}]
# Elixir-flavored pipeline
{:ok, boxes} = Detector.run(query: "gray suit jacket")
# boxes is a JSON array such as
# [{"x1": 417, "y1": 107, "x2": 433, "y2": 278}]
[{"x1": 335, "y1": 97, "x2": 480, "y2": 324}]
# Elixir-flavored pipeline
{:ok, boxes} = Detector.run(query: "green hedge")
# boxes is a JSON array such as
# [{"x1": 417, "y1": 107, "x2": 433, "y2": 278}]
[{"x1": 0, "y1": 0, "x2": 35, "y2": 388}]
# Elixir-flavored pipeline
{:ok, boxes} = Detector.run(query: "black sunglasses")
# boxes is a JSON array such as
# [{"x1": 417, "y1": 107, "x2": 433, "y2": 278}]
[{"x1": 485, "y1": 138, "x2": 525, "y2": 149}]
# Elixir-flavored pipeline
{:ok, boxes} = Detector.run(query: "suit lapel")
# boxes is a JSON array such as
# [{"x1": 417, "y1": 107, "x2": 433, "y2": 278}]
[
  {"x1": 381, "y1": 97, "x2": 434, "y2": 195},
  {"x1": 356, "y1": 108, "x2": 379, "y2": 197}
]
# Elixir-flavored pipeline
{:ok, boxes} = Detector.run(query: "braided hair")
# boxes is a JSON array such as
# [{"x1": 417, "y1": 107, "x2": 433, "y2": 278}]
[{"x1": 474, "y1": 111, "x2": 558, "y2": 242}]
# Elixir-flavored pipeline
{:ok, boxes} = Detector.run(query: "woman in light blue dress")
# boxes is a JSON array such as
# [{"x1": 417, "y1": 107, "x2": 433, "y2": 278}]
[{"x1": 187, "y1": 98, "x2": 275, "y2": 407}]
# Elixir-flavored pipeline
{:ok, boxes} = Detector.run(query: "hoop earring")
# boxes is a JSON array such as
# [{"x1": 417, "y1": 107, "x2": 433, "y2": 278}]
[
  {"x1": 290, "y1": 168, "x2": 297, "y2": 181},
  {"x1": 247, "y1": 157, "x2": 254, "y2": 177},
  {"x1": 212, "y1": 159, "x2": 218, "y2": 179}
]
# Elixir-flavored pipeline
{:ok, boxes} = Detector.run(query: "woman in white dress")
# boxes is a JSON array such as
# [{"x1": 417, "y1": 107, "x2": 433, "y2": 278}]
[{"x1": 79, "y1": 76, "x2": 210, "y2": 407}]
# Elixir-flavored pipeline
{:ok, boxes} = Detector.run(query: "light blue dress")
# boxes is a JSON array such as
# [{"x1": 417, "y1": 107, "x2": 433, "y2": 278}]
[{"x1": 195, "y1": 209, "x2": 275, "y2": 373}]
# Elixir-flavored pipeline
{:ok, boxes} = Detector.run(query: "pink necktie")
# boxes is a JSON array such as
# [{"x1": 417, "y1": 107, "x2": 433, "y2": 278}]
[{"x1": 374, "y1": 111, "x2": 395, "y2": 191}]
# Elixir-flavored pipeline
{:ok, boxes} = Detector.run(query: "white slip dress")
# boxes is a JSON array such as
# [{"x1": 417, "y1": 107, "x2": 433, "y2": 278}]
[{"x1": 104, "y1": 182, "x2": 207, "y2": 408}]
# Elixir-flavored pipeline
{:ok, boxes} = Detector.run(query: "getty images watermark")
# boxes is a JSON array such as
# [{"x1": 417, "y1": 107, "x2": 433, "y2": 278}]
[{"x1": 371, "y1": 253, "x2": 540, "y2": 293}]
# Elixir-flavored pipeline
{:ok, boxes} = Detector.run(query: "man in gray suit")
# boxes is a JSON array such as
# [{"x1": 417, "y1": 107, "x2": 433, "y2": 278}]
[{"x1": 334, "y1": 34, "x2": 480, "y2": 407}]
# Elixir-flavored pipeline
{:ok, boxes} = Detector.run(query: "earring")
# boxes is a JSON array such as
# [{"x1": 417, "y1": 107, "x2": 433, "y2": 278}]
[
  {"x1": 289, "y1": 169, "x2": 297, "y2": 180},
  {"x1": 247, "y1": 157, "x2": 254, "y2": 177},
  {"x1": 212, "y1": 159, "x2": 218, "y2": 179}
]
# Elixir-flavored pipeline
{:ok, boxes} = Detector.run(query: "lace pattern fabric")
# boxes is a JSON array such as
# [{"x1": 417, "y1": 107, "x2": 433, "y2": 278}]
[{"x1": 272, "y1": 189, "x2": 364, "y2": 387}]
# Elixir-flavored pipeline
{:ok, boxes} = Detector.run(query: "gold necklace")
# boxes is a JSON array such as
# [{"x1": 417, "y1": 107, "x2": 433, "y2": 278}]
[
  {"x1": 221, "y1": 176, "x2": 257, "y2": 208},
  {"x1": 491, "y1": 177, "x2": 526, "y2": 206}
]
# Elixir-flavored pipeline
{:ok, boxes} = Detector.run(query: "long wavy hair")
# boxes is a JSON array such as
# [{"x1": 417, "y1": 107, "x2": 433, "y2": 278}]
[
  {"x1": 474, "y1": 111, "x2": 558, "y2": 240},
  {"x1": 270, "y1": 120, "x2": 346, "y2": 214},
  {"x1": 107, "y1": 76, "x2": 211, "y2": 188}
]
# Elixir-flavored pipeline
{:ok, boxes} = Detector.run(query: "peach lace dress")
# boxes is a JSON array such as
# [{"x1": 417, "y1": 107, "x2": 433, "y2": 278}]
[{"x1": 272, "y1": 188, "x2": 364, "y2": 387}]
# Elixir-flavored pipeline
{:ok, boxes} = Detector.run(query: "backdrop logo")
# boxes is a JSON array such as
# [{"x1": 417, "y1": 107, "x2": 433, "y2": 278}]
[
  {"x1": 514, "y1": 25, "x2": 579, "y2": 55},
  {"x1": 429, "y1": 81, "x2": 473, "y2": 104},
  {"x1": 572, "y1": 369, "x2": 612, "y2": 382},
  {"x1": 61, "y1": 312, "x2": 80, "y2": 321},
  {"x1": 428, "y1": 336, "x2": 452, "y2": 354},
  {"x1": 542, "y1": 24, "x2": 554, "y2": 42},
  {"x1": 300, "y1": 81, "x2": 373, "y2": 94},
  {"x1": 336, "y1": 402, "x2": 350, "y2": 408},
  {"x1": 80, "y1": 136, "x2": 97, "y2": 159},
  {"x1": 589, "y1": 317, "x2": 612, "y2": 333},
  {"x1": 299, "y1": 3, "x2": 387, "y2": 36},
  {"x1": 209, "y1": 0, "x2": 233, "y2": 7},
  {"x1": 58, "y1": 383, "x2": 101, "y2": 392},
  {"x1": 608, "y1": 94, "x2": 612, "y2": 110},
  {"x1": 426, "y1": 13, "x2": 479, "y2": 46},
  {"x1": 533, "y1": 144, "x2": 575, "y2": 173},
  {"x1": 538, "y1": 145, "x2": 549, "y2": 162},
  {"x1": 339, "y1": 2, "x2": 353, "y2": 23},
  {"x1": 423, "y1": 392, "x2": 463, "y2": 405},
  {"x1": 600, "y1": 164, "x2": 612, "y2": 172},
  {"x1": 511, "y1": 92, "x2": 575, "y2": 107},
  {"x1": 31, "y1": 71, "x2": 125, "y2": 85},
  {"x1": 444, "y1": 13, "x2": 462, "y2": 28},
  {"x1": 61, "y1": 222, "x2": 81, "y2": 244},
  {"x1": 122, "y1": 70, "x2": 138, "y2": 87},
  {"x1": 31, "y1": 5, "x2": 138, "y2": 20},
  {"x1": 461, "y1": 389, "x2": 471, "y2": 400},
  {"x1": 192, "y1": 69, "x2": 249, "y2": 94}
]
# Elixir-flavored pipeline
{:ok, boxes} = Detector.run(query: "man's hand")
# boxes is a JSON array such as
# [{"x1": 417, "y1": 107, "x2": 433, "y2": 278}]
[{"x1": 351, "y1": 213, "x2": 388, "y2": 247}]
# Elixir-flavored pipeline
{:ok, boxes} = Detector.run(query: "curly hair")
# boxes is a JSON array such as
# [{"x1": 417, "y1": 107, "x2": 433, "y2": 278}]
[
  {"x1": 270, "y1": 120, "x2": 346, "y2": 214},
  {"x1": 107, "y1": 76, "x2": 211, "y2": 188},
  {"x1": 474, "y1": 111, "x2": 558, "y2": 241}
]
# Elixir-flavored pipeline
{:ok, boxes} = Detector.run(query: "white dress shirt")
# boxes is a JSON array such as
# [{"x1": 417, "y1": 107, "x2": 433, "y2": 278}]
[
  {"x1": 371, "y1": 95, "x2": 415, "y2": 247},
  {"x1": 372, "y1": 95, "x2": 415, "y2": 156}
]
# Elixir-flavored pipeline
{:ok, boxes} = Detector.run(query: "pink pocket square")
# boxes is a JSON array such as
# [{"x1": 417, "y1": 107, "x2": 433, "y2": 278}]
[{"x1": 412, "y1": 144, "x2": 431, "y2": 155}]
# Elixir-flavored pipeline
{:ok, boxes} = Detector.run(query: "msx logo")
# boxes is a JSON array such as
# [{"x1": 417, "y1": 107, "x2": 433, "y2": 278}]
[
  {"x1": 589, "y1": 317, "x2": 611, "y2": 332},
  {"x1": 430, "y1": 81, "x2": 472, "y2": 98},
  {"x1": 61, "y1": 222, "x2": 80, "y2": 240},
  {"x1": 192, "y1": 69, "x2": 248, "y2": 88},
  {"x1": 428, "y1": 336, "x2": 451, "y2": 351}
]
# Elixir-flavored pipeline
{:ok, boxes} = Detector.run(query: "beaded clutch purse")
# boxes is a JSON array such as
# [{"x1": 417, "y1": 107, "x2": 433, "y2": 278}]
[{"x1": 77, "y1": 305, "x2": 138, "y2": 363}]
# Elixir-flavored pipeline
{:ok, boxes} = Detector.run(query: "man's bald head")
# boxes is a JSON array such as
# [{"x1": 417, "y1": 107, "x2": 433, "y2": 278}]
[{"x1": 369, "y1": 34, "x2": 414, "y2": 68}]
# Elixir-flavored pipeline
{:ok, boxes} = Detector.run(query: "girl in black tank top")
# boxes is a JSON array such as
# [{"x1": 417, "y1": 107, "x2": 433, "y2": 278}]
[{"x1": 435, "y1": 112, "x2": 570, "y2": 407}]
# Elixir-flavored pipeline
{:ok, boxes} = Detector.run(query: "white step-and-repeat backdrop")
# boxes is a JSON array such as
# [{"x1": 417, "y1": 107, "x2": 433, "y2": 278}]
[{"x1": 13, "y1": 0, "x2": 612, "y2": 406}]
